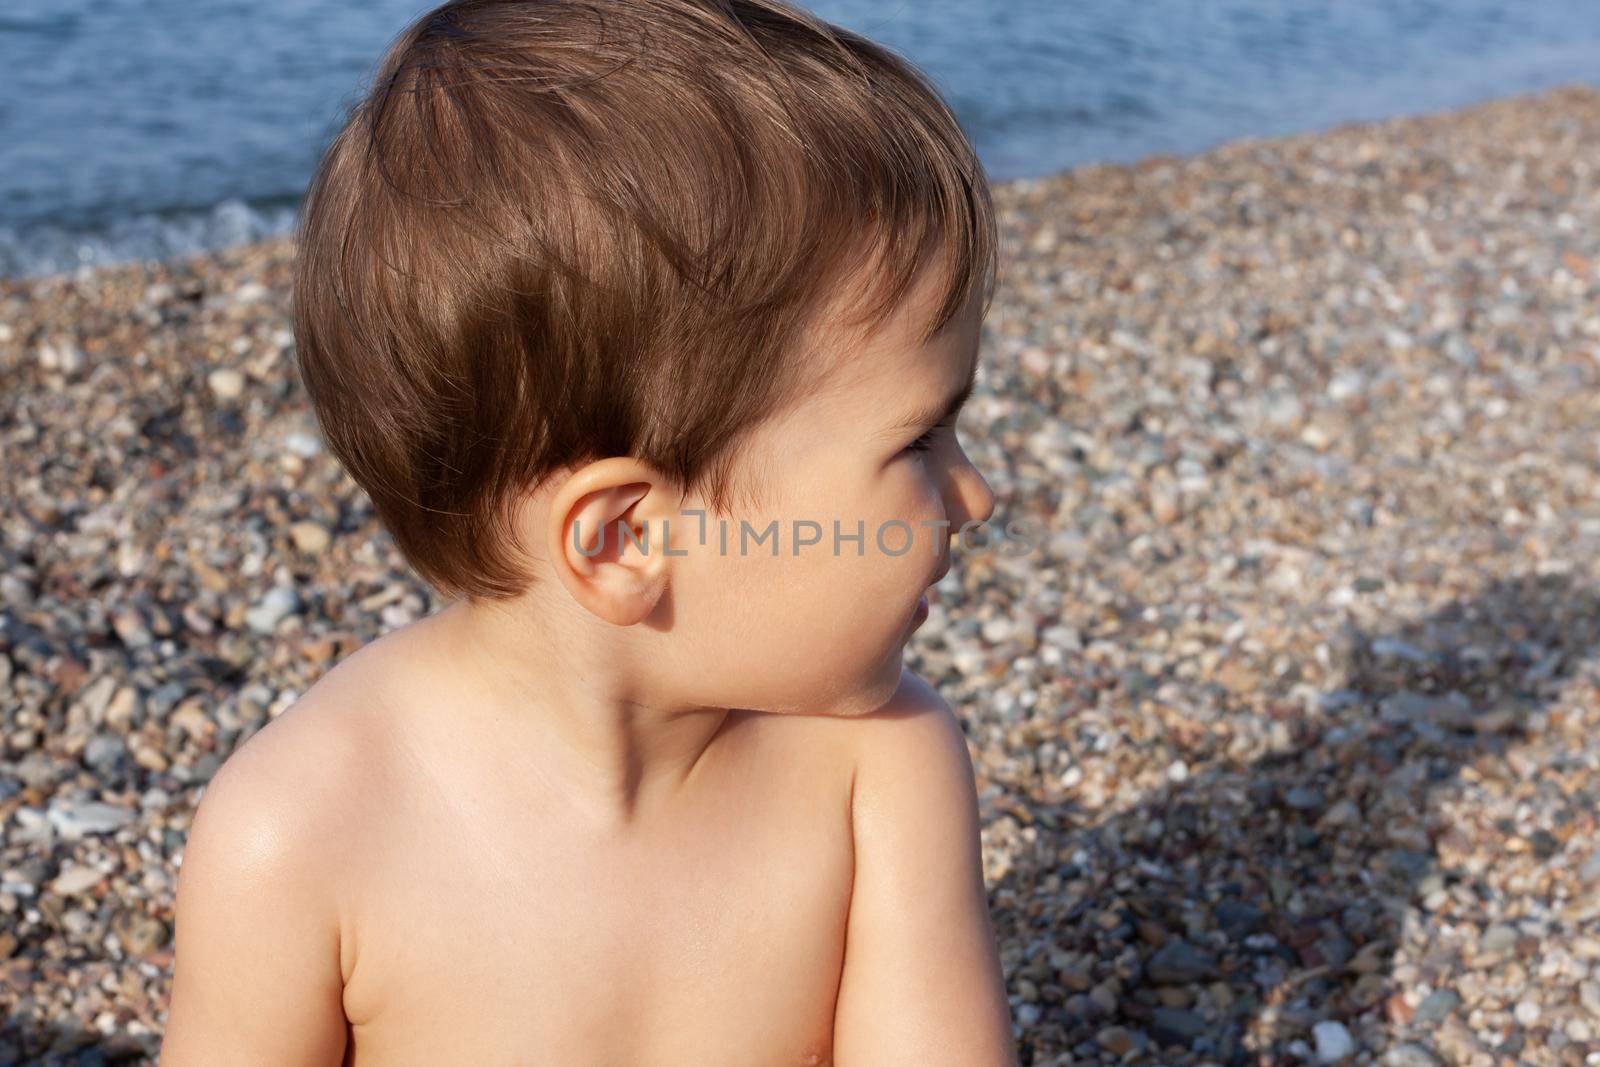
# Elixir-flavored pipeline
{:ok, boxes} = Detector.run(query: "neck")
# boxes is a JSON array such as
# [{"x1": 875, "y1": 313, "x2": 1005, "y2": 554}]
[{"x1": 425, "y1": 593, "x2": 733, "y2": 827}]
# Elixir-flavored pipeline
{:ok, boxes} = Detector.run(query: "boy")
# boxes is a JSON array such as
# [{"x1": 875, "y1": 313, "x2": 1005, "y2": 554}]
[{"x1": 160, "y1": 0, "x2": 1015, "y2": 1063}]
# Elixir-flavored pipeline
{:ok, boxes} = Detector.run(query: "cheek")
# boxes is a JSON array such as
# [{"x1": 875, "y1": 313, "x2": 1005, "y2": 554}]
[
  {"x1": 792, "y1": 461, "x2": 945, "y2": 587},
  {"x1": 660, "y1": 496, "x2": 934, "y2": 713},
  {"x1": 881, "y1": 456, "x2": 954, "y2": 542}
]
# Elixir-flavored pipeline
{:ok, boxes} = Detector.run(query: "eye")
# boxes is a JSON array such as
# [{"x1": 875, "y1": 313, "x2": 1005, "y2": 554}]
[{"x1": 903, "y1": 419, "x2": 952, "y2": 456}]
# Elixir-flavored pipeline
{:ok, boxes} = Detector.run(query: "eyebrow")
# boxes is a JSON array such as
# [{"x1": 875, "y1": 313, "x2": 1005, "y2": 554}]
[{"x1": 885, "y1": 354, "x2": 979, "y2": 434}]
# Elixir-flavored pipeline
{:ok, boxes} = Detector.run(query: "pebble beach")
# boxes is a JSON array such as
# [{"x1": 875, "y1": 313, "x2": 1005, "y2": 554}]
[{"x1": 3, "y1": 84, "x2": 1600, "y2": 1065}]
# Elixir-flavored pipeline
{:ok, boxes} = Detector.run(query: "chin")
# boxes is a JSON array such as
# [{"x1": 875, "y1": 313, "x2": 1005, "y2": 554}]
[
  {"x1": 860, "y1": 646, "x2": 908, "y2": 706},
  {"x1": 793, "y1": 649, "x2": 904, "y2": 719}
]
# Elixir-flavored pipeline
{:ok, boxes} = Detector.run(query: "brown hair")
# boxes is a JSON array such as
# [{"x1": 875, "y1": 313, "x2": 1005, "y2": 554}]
[{"x1": 293, "y1": 0, "x2": 997, "y2": 601}]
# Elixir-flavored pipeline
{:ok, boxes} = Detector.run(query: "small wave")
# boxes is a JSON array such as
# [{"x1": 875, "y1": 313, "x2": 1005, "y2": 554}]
[{"x1": 0, "y1": 199, "x2": 300, "y2": 281}]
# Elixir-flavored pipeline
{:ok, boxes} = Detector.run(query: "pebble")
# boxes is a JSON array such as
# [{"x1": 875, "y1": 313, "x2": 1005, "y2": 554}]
[
  {"x1": 1479, "y1": 924, "x2": 1519, "y2": 959},
  {"x1": 50, "y1": 865, "x2": 105, "y2": 896},
  {"x1": 1413, "y1": 989, "x2": 1461, "y2": 1026},
  {"x1": 1148, "y1": 1007, "x2": 1205, "y2": 1047},
  {"x1": 1384, "y1": 1044, "x2": 1442, "y2": 1067},
  {"x1": 1096, "y1": 1026, "x2": 1138, "y2": 1057},
  {"x1": 46, "y1": 800, "x2": 135, "y2": 838},
  {"x1": 207, "y1": 367, "x2": 245, "y2": 399},
  {"x1": 1314, "y1": 1021, "x2": 1356, "y2": 1063},
  {"x1": 1213, "y1": 898, "x2": 1264, "y2": 940},
  {"x1": 285, "y1": 429, "x2": 323, "y2": 457},
  {"x1": 1146, "y1": 940, "x2": 1214, "y2": 984},
  {"x1": 112, "y1": 912, "x2": 169, "y2": 957},
  {"x1": 1284, "y1": 785, "x2": 1324, "y2": 812},
  {"x1": 289, "y1": 521, "x2": 331, "y2": 555},
  {"x1": 83, "y1": 732, "x2": 128, "y2": 771},
  {"x1": 244, "y1": 584, "x2": 300, "y2": 634}
]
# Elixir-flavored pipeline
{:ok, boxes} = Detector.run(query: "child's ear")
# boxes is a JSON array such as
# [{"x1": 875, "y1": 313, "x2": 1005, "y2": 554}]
[{"x1": 545, "y1": 457, "x2": 677, "y2": 627}]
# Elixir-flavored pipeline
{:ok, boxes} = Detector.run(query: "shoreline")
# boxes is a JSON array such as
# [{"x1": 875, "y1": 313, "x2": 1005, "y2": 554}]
[
  {"x1": 4, "y1": 84, "x2": 1600, "y2": 1064},
  {"x1": 2, "y1": 80, "x2": 1595, "y2": 292}
]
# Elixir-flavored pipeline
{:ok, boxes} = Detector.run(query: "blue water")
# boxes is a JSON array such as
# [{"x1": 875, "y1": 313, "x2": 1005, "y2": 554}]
[{"x1": 3, "y1": 0, "x2": 1598, "y2": 277}]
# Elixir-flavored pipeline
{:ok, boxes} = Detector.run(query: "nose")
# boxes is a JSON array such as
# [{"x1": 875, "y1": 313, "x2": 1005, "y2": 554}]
[{"x1": 946, "y1": 453, "x2": 996, "y2": 530}]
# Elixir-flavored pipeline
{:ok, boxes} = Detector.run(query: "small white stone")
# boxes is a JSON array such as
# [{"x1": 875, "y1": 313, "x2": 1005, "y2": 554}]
[
  {"x1": 952, "y1": 648, "x2": 985, "y2": 677},
  {"x1": 981, "y1": 618, "x2": 1013, "y2": 644},
  {"x1": 245, "y1": 585, "x2": 300, "y2": 635},
  {"x1": 51, "y1": 865, "x2": 105, "y2": 896},
  {"x1": 1313, "y1": 1020, "x2": 1355, "y2": 1063},
  {"x1": 208, "y1": 367, "x2": 245, "y2": 399},
  {"x1": 285, "y1": 430, "x2": 323, "y2": 458},
  {"x1": 47, "y1": 800, "x2": 135, "y2": 839}
]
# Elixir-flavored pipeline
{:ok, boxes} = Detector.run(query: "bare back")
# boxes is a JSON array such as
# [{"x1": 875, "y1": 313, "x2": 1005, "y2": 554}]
[
  {"x1": 162, "y1": 615, "x2": 1013, "y2": 1067},
  {"x1": 321, "y1": 625, "x2": 859, "y2": 1066}
]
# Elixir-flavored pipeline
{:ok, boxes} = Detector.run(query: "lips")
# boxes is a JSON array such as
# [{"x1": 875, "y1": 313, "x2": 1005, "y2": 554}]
[
  {"x1": 909, "y1": 561, "x2": 947, "y2": 631},
  {"x1": 910, "y1": 592, "x2": 930, "y2": 630},
  {"x1": 908, "y1": 559, "x2": 949, "y2": 633}
]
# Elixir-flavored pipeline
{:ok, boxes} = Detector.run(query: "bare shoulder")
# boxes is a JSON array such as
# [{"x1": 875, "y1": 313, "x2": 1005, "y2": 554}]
[
  {"x1": 162, "y1": 651, "x2": 399, "y2": 1061},
  {"x1": 830, "y1": 668, "x2": 1016, "y2": 1065},
  {"x1": 848, "y1": 668, "x2": 976, "y2": 800},
  {"x1": 203, "y1": 675, "x2": 376, "y2": 827},
  {"x1": 182, "y1": 659, "x2": 388, "y2": 908},
  {"x1": 180, "y1": 622, "x2": 423, "y2": 914},
  {"x1": 730, "y1": 669, "x2": 971, "y2": 795}
]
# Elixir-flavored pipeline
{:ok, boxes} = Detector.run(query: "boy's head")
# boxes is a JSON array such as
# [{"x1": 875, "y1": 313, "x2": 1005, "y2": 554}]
[
  {"x1": 294, "y1": 0, "x2": 996, "y2": 710},
  {"x1": 294, "y1": 2, "x2": 992, "y2": 716}
]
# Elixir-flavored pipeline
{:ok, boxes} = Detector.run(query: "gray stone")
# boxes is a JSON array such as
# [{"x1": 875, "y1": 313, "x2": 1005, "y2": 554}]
[
  {"x1": 1413, "y1": 989, "x2": 1461, "y2": 1026},
  {"x1": 1284, "y1": 786, "x2": 1325, "y2": 812},
  {"x1": 47, "y1": 800, "x2": 135, "y2": 838},
  {"x1": 1479, "y1": 924, "x2": 1518, "y2": 958},
  {"x1": 1214, "y1": 898, "x2": 1265, "y2": 940},
  {"x1": 82, "y1": 733, "x2": 127, "y2": 772},
  {"x1": 1149, "y1": 1007, "x2": 1206, "y2": 1047},
  {"x1": 245, "y1": 585, "x2": 300, "y2": 635},
  {"x1": 1384, "y1": 1042, "x2": 1442, "y2": 1067},
  {"x1": 1313, "y1": 1020, "x2": 1355, "y2": 1063},
  {"x1": 1147, "y1": 939, "x2": 1216, "y2": 984}
]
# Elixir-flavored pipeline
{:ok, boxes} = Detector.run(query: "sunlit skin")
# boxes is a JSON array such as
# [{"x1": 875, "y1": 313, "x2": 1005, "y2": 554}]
[{"x1": 159, "y1": 253, "x2": 1018, "y2": 1067}]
